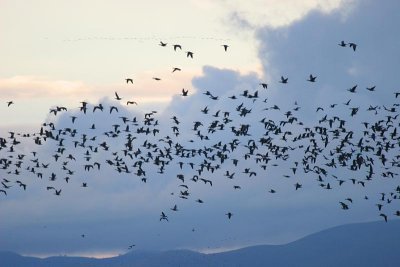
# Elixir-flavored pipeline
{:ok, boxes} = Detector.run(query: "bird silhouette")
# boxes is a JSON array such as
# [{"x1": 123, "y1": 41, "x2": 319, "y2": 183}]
[
  {"x1": 186, "y1": 51, "x2": 194, "y2": 58},
  {"x1": 347, "y1": 85, "x2": 358, "y2": 93},
  {"x1": 307, "y1": 74, "x2": 317, "y2": 82},
  {"x1": 339, "y1": 202, "x2": 349, "y2": 210},
  {"x1": 171, "y1": 205, "x2": 178, "y2": 211},
  {"x1": 160, "y1": 212, "x2": 168, "y2": 221},
  {"x1": 348, "y1": 42, "x2": 357, "y2": 51},
  {"x1": 115, "y1": 92, "x2": 122, "y2": 100},
  {"x1": 279, "y1": 76, "x2": 288, "y2": 84},
  {"x1": 173, "y1": 44, "x2": 181, "y2": 51}
]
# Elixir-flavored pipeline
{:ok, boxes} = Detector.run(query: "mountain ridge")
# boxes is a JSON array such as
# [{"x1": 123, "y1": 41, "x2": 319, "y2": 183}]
[{"x1": 1, "y1": 220, "x2": 399, "y2": 267}]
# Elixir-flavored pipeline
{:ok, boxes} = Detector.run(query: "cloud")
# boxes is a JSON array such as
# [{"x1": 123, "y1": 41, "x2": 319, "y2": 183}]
[
  {"x1": 222, "y1": 0, "x2": 354, "y2": 29},
  {"x1": 0, "y1": 76, "x2": 89, "y2": 99}
]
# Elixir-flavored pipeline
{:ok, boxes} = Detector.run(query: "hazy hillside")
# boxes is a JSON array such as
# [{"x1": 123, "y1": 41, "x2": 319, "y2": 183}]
[{"x1": 1, "y1": 220, "x2": 399, "y2": 267}]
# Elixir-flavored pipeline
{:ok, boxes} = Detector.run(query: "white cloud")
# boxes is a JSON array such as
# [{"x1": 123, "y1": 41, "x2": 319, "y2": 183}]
[{"x1": 221, "y1": 0, "x2": 354, "y2": 29}]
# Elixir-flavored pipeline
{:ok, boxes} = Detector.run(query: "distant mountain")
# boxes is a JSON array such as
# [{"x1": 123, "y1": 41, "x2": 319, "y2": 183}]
[{"x1": 1, "y1": 220, "x2": 399, "y2": 267}]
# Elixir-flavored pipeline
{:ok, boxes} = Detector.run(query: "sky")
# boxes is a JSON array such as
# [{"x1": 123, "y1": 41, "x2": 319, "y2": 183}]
[{"x1": 1, "y1": 0, "x2": 400, "y2": 259}]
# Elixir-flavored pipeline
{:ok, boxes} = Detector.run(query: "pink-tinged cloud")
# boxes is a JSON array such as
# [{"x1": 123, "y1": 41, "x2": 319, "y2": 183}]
[
  {"x1": 0, "y1": 76, "x2": 90, "y2": 98},
  {"x1": 0, "y1": 71, "x2": 198, "y2": 104}
]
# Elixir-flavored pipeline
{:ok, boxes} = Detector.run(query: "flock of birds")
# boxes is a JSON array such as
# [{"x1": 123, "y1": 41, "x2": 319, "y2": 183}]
[{"x1": 1, "y1": 39, "x2": 400, "y2": 251}]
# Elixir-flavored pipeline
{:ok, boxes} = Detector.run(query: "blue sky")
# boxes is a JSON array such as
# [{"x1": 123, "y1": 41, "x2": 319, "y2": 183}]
[{"x1": 1, "y1": 0, "x2": 399, "y2": 258}]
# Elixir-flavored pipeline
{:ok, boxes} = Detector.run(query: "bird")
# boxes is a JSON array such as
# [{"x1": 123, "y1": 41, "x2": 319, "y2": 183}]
[
  {"x1": 128, "y1": 244, "x2": 136, "y2": 249},
  {"x1": 307, "y1": 74, "x2": 317, "y2": 82},
  {"x1": 279, "y1": 76, "x2": 288, "y2": 84},
  {"x1": 347, "y1": 85, "x2": 358, "y2": 93},
  {"x1": 172, "y1": 67, "x2": 181, "y2": 73},
  {"x1": 380, "y1": 213, "x2": 388, "y2": 222},
  {"x1": 160, "y1": 212, "x2": 168, "y2": 221},
  {"x1": 171, "y1": 205, "x2": 178, "y2": 211},
  {"x1": 338, "y1": 40, "x2": 347, "y2": 47},
  {"x1": 173, "y1": 44, "x2": 181, "y2": 51},
  {"x1": 109, "y1": 106, "x2": 118, "y2": 114},
  {"x1": 159, "y1": 41, "x2": 167, "y2": 47},
  {"x1": 339, "y1": 202, "x2": 349, "y2": 210},
  {"x1": 348, "y1": 42, "x2": 357, "y2": 51},
  {"x1": 222, "y1": 44, "x2": 229, "y2": 51},
  {"x1": 153, "y1": 77, "x2": 161, "y2": 81},
  {"x1": 294, "y1": 183, "x2": 302, "y2": 190},
  {"x1": 115, "y1": 92, "x2": 122, "y2": 100},
  {"x1": 6, "y1": 101, "x2": 14, "y2": 107},
  {"x1": 126, "y1": 78, "x2": 133, "y2": 84},
  {"x1": 366, "y1": 86, "x2": 376, "y2": 91},
  {"x1": 260, "y1": 83, "x2": 268, "y2": 89},
  {"x1": 127, "y1": 101, "x2": 138, "y2": 105},
  {"x1": 186, "y1": 51, "x2": 194, "y2": 58},
  {"x1": 182, "y1": 89, "x2": 188, "y2": 96},
  {"x1": 226, "y1": 212, "x2": 233, "y2": 219}
]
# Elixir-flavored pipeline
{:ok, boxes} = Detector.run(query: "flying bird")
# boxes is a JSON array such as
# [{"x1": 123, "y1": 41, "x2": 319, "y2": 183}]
[
  {"x1": 160, "y1": 212, "x2": 168, "y2": 221},
  {"x1": 347, "y1": 85, "x2": 358, "y2": 93},
  {"x1": 171, "y1": 205, "x2": 178, "y2": 211},
  {"x1": 173, "y1": 44, "x2": 181, "y2": 51},
  {"x1": 294, "y1": 183, "x2": 302, "y2": 190},
  {"x1": 186, "y1": 51, "x2": 194, "y2": 58},
  {"x1": 348, "y1": 42, "x2": 357, "y2": 51},
  {"x1": 307, "y1": 74, "x2": 317, "y2": 82},
  {"x1": 126, "y1": 78, "x2": 133, "y2": 84},
  {"x1": 115, "y1": 92, "x2": 122, "y2": 100},
  {"x1": 279, "y1": 76, "x2": 288, "y2": 84},
  {"x1": 339, "y1": 202, "x2": 349, "y2": 210},
  {"x1": 222, "y1": 44, "x2": 229, "y2": 51},
  {"x1": 182, "y1": 88, "x2": 188, "y2": 96},
  {"x1": 172, "y1": 67, "x2": 181, "y2": 73}
]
